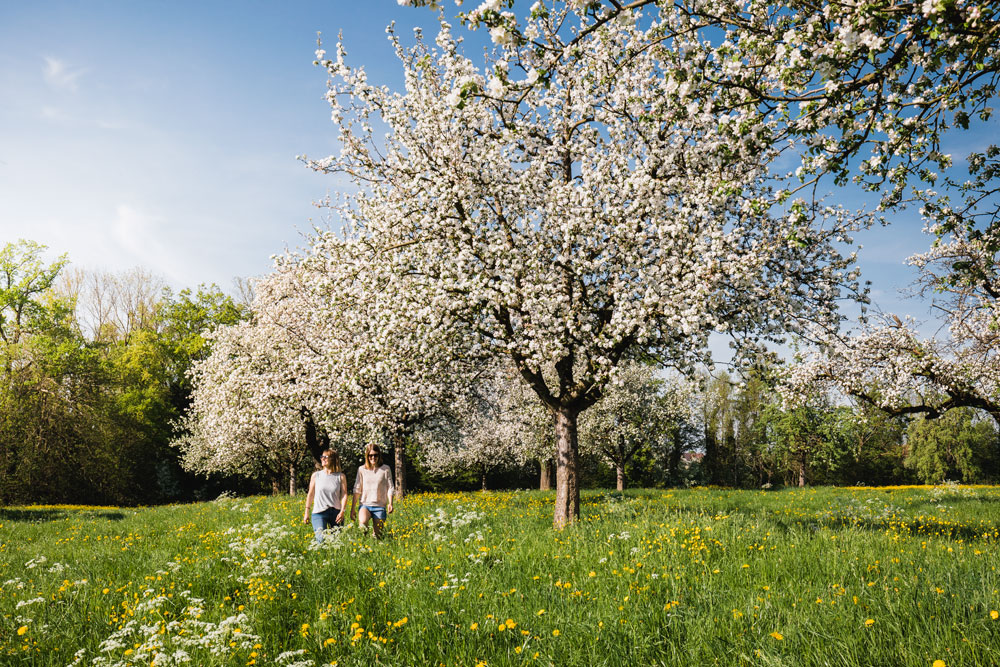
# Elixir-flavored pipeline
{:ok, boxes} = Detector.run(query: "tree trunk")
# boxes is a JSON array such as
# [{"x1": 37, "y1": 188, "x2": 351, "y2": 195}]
[
  {"x1": 669, "y1": 426, "x2": 683, "y2": 486},
  {"x1": 538, "y1": 459, "x2": 552, "y2": 491},
  {"x1": 301, "y1": 408, "x2": 326, "y2": 465},
  {"x1": 798, "y1": 450, "x2": 807, "y2": 487},
  {"x1": 393, "y1": 431, "x2": 407, "y2": 499},
  {"x1": 553, "y1": 406, "x2": 581, "y2": 529},
  {"x1": 616, "y1": 434, "x2": 627, "y2": 491},
  {"x1": 539, "y1": 459, "x2": 553, "y2": 490},
  {"x1": 481, "y1": 466, "x2": 488, "y2": 491},
  {"x1": 289, "y1": 462, "x2": 297, "y2": 496}
]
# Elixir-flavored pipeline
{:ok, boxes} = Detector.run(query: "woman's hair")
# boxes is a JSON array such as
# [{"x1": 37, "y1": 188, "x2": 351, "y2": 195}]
[
  {"x1": 321, "y1": 448, "x2": 342, "y2": 473},
  {"x1": 364, "y1": 443, "x2": 383, "y2": 470}
]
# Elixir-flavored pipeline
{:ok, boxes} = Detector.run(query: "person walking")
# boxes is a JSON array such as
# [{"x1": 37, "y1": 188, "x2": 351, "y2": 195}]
[
  {"x1": 351, "y1": 443, "x2": 394, "y2": 539},
  {"x1": 303, "y1": 449, "x2": 348, "y2": 543}
]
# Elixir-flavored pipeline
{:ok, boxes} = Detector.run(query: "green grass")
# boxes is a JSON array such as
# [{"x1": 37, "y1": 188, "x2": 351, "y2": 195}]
[{"x1": 2, "y1": 485, "x2": 999, "y2": 666}]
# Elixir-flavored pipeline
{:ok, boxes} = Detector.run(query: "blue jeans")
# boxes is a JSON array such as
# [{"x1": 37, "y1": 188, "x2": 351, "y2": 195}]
[
  {"x1": 311, "y1": 507, "x2": 343, "y2": 542},
  {"x1": 361, "y1": 505, "x2": 387, "y2": 521}
]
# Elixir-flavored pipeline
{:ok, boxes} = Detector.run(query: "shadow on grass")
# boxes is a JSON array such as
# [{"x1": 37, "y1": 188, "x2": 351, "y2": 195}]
[
  {"x1": 0, "y1": 508, "x2": 126, "y2": 523},
  {"x1": 768, "y1": 515, "x2": 1000, "y2": 543},
  {"x1": 580, "y1": 489, "x2": 1000, "y2": 543}
]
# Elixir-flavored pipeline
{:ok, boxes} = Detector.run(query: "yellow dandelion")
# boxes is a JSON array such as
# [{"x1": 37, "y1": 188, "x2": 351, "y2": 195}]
[
  {"x1": 17, "y1": 626, "x2": 28, "y2": 636},
  {"x1": 865, "y1": 619, "x2": 874, "y2": 627},
  {"x1": 552, "y1": 629, "x2": 560, "y2": 637},
  {"x1": 770, "y1": 632, "x2": 783, "y2": 641},
  {"x1": 470, "y1": 622, "x2": 479, "y2": 631},
  {"x1": 991, "y1": 610, "x2": 999, "y2": 620},
  {"x1": 933, "y1": 661, "x2": 946, "y2": 667}
]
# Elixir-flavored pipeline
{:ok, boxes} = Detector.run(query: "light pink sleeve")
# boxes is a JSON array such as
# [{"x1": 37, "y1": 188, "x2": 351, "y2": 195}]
[{"x1": 385, "y1": 465, "x2": 395, "y2": 500}]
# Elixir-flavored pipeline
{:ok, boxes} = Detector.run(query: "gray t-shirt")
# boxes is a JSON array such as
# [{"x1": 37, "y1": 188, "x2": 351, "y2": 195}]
[{"x1": 311, "y1": 470, "x2": 345, "y2": 513}]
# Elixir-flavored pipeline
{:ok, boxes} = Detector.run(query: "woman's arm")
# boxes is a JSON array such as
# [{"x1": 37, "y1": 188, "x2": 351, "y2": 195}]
[
  {"x1": 337, "y1": 473, "x2": 348, "y2": 522},
  {"x1": 350, "y1": 468, "x2": 363, "y2": 520},
  {"x1": 303, "y1": 472, "x2": 317, "y2": 523},
  {"x1": 385, "y1": 465, "x2": 395, "y2": 514}
]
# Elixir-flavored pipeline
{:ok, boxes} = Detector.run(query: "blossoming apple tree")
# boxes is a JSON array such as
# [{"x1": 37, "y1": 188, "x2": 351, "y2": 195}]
[
  {"x1": 418, "y1": 361, "x2": 555, "y2": 489},
  {"x1": 405, "y1": 0, "x2": 998, "y2": 213},
  {"x1": 579, "y1": 362, "x2": 693, "y2": 490},
  {"x1": 785, "y1": 186, "x2": 1000, "y2": 424},
  {"x1": 306, "y1": 8, "x2": 869, "y2": 527},
  {"x1": 175, "y1": 319, "x2": 316, "y2": 495},
  {"x1": 253, "y1": 234, "x2": 484, "y2": 497}
]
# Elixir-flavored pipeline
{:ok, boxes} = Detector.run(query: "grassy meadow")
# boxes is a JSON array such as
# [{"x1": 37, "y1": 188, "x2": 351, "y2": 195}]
[{"x1": 2, "y1": 485, "x2": 999, "y2": 666}]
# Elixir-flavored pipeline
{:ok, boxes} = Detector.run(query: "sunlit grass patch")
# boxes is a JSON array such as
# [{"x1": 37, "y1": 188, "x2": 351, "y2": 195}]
[{"x1": 2, "y1": 487, "x2": 999, "y2": 665}]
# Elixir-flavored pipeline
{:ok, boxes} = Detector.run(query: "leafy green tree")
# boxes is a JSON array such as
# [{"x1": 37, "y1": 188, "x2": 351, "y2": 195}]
[
  {"x1": 0, "y1": 241, "x2": 251, "y2": 505},
  {"x1": 159, "y1": 284, "x2": 249, "y2": 405},
  {"x1": 836, "y1": 401, "x2": 909, "y2": 486},
  {"x1": 906, "y1": 408, "x2": 999, "y2": 483},
  {"x1": 701, "y1": 373, "x2": 737, "y2": 486}
]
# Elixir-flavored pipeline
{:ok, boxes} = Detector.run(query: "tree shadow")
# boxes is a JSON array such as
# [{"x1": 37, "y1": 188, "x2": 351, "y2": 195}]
[
  {"x1": 771, "y1": 515, "x2": 999, "y2": 543},
  {"x1": 0, "y1": 508, "x2": 126, "y2": 523}
]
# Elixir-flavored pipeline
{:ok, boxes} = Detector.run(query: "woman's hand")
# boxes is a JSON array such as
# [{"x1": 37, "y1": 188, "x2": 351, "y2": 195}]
[
  {"x1": 302, "y1": 514, "x2": 309, "y2": 524},
  {"x1": 387, "y1": 502, "x2": 394, "y2": 515}
]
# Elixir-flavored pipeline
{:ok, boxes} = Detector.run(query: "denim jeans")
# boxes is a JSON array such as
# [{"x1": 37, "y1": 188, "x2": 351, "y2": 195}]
[
  {"x1": 311, "y1": 507, "x2": 343, "y2": 543},
  {"x1": 361, "y1": 505, "x2": 387, "y2": 521}
]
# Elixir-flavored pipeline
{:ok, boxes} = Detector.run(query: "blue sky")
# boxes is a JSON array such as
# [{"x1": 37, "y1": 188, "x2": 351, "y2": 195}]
[{"x1": 1, "y1": 1, "x2": 992, "y2": 330}]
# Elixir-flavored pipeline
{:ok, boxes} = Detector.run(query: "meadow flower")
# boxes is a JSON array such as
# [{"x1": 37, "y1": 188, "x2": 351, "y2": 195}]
[
  {"x1": 865, "y1": 619, "x2": 875, "y2": 627},
  {"x1": 991, "y1": 610, "x2": 998, "y2": 620},
  {"x1": 770, "y1": 632, "x2": 783, "y2": 640}
]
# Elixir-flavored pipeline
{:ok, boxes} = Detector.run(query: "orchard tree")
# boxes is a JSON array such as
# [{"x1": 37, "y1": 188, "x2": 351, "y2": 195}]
[
  {"x1": 786, "y1": 223, "x2": 1000, "y2": 425},
  {"x1": 420, "y1": 361, "x2": 554, "y2": 489},
  {"x1": 254, "y1": 235, "x2": 483, "y2": 497},
  {"x1": 309, "y1": 9, "x2": 868, "y2": 527},
  {"x1": 579, "y1": 362, "x2": 691, "y2": 490},
  {"x1": 175, "y1": 319, "x2": 315, "y2": 495},
  {"x1": 404, "y1": 0, "x2": 999, "y2": 215}
]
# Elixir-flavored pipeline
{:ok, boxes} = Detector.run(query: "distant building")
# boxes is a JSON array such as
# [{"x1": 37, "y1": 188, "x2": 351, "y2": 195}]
[{"x1": 680, "y1": 451, "x2": 704, "y2": 469}]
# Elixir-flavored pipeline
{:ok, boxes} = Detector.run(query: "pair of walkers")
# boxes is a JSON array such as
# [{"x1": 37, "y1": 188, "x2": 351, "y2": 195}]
[{"x1": 302, "y1": 443, "x2": 395, "y2": 541}]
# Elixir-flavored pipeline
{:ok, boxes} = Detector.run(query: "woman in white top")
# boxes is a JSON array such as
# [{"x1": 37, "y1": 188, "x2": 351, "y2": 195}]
[
  {"x1": 351, "y1": 443, "x2": 394, "y2": 539},
  {"x1": 303, "y1": 449, "x2": 348, "y2": 543}
]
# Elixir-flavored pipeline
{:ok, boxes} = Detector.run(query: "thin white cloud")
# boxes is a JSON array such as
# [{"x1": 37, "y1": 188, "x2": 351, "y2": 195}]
[
  {"x1": 42, "y1": 56, "x2": 87, "y2": 92},
  {"x1": 40, "y1": 105, "x2": 72, "y2": 123},
  {"x1": 111, "y1": 204, "x2": 182, "y2": 281}
]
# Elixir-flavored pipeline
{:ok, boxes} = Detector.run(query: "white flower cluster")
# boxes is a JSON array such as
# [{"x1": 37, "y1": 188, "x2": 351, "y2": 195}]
[
  {"x1": 219, "y1": 517, "x2": 305, "y2": 582},
  {"x1": 929, "y1": 480, "x2": 979, "y2": 500},
  {"x1": 782, "y1": 225, "x2": 998, "y2": 421},
  {"x1": 418, "y1": 360, "x2": 553, "y2": 479},
  {"x1": 70, "y1": 589, "x2": 260, "y2": 667},
  {"x1": 423, "y1": 504, "x2": 485, "y2": 541},
  {"x1": 579, "y1": 362, "x2": 694, "y2": 474}
]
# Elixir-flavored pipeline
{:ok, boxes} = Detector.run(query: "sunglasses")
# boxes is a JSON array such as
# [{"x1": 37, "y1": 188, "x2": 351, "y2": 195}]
[{"x1": 321, "y1": 455, "x2": 330, "y2": 460}]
